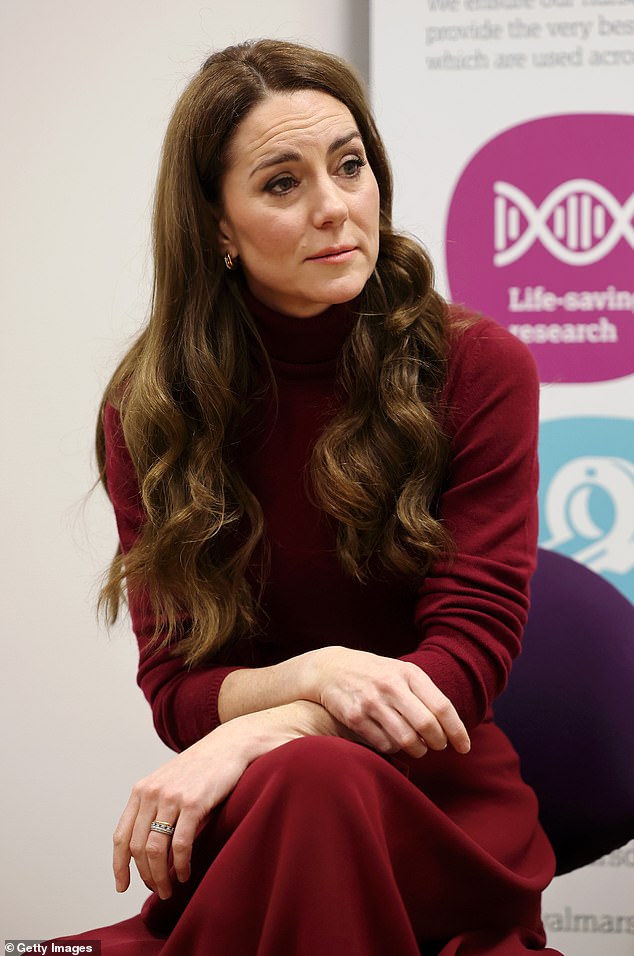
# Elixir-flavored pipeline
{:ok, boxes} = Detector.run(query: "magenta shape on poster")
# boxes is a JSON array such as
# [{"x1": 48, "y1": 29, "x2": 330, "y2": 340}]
[{"x1": 445, "y1": 114, "x2": 634, "y2": 383}]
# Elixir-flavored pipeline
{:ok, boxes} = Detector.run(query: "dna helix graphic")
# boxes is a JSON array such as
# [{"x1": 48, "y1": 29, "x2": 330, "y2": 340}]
[{"x1": 493, "y1": 179, "x2": 634, "y2": 267}]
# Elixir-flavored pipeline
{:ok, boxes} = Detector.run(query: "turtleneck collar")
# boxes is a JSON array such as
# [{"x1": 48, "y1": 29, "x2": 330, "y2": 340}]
[{"x1": 242, "y1": 288, "x2": 359, "y2": 366}]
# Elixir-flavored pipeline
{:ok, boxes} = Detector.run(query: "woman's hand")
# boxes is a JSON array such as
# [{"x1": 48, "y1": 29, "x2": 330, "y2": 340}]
[
  {"x1": 113, "y1": 701, "x2": 343, "y2": 900},
  {"x1": 303, "y1": 647, "x2": 471, "y2": 758},
  {"x1": 113, "y1": 718, "x2": 251, "y2": 900}
]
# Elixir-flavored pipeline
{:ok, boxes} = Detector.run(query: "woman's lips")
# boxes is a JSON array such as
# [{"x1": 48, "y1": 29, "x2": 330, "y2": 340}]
[{"x1": 307, "y1": 246, "x2": 357, "y2": 262}]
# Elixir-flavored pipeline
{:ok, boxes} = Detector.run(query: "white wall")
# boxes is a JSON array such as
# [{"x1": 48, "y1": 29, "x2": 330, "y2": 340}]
[{"x1": 0, "y1": 0, "x2": 368, "y2": 940}]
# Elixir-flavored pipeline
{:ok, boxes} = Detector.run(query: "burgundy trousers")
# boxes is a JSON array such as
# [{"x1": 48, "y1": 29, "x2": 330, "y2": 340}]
[{"x1": 57, "y1": 728, "x2": 563, "y2": 954}]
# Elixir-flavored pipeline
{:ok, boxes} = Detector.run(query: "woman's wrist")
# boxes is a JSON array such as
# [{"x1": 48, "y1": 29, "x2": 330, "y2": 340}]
[
  {"x1": 227, "y1": 700, "x2": 342, "y2": 763},
  {"x1": 291, "y1": 646, "x2": 342, "y2": 704},
  {"x1": 285, "y1": 648, "x2": 324, "y2": 704}
]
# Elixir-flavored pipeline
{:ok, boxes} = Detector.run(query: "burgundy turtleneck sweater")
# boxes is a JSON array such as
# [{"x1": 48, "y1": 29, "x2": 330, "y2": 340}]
[{"x1": 103, "y1": 296, "x2": 539, "y2": 752}]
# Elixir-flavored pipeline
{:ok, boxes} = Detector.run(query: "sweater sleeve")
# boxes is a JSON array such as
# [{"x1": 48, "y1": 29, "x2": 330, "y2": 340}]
[
  {"x1": 102, "y1": 402, "x2": 244, "y2": 752},
  {"x1": 400, "y1": 316, "x2": 540, "y2": 729}
]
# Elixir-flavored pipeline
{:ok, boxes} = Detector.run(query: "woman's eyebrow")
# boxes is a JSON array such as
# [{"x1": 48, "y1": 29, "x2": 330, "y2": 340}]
[
  {"x1": 328, "y1": 130, "x2": 363, "y2": 154},
  {"x1": 250, "y1": 150, "x2": 301, "y2": 177},
  {"x1": 249, "y1": 130, "x2": 363, "y2": 178}
]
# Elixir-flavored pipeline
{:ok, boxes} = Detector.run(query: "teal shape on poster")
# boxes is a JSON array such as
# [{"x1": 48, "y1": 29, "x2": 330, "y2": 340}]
[{"x1": 538, "y1": 417, "x2": 634, "y2": 604}]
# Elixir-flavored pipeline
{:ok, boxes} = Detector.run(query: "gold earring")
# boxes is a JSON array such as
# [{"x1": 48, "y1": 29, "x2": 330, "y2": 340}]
[{"x1": 224, "y1": 252, "x2": 236, "y2": 271}]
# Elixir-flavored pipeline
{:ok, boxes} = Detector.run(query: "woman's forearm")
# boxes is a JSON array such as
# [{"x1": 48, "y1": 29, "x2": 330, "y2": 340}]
[
  {"x1": 217, "y1": 651, "x2": 319, "y2": 723},
  {"x1": 217, "y1": 647, "x2": 470, "y2": 759}
]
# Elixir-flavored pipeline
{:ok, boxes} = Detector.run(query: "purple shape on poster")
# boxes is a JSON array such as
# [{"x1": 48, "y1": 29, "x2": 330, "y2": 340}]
[{"x1": 445, "y1": 114, "x2": 634, "y2": 384}]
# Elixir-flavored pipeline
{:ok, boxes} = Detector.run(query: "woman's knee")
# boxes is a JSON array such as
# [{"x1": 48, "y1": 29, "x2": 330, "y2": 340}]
[
  {"x1": 265, "y1": 734, "x2": 385, "y2": 782},
  {"x1": 235, "y1": 735, "x2": 393, "y2": 809}
]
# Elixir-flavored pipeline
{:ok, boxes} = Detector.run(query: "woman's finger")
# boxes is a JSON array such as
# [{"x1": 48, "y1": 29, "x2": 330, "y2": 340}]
[
  {"x1": 342, "y1": 708, "x2": 402, "y2": 754},
  {"x1": 170, "y1": 806, "x2": 206, "y2": 884},
  {"x1": 371, "y1": 705, "x2": 431, "y2": 757},
  {"x1": 128, "y1": 797, "x2": 163, "y2": 894},
  {"x1": 145, "y1": 809, "x2": 179, "y2": 899},
  {"x1": 378, "y1": 694, "x2": 449, "y2": 752},
  {"x1": 112, "y1": 795, "x2": 140, "y2": 893},
  {"x1": 407, "y1": 669, "x2": 471, "y2": 754}
]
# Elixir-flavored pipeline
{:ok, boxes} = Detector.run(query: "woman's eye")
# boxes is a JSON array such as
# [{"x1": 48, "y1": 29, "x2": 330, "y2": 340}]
[
  {"x1": 340, "y1": 157, "x2": 366, "y2": 177},
  {"x1": 266, "y1": 175, "x2": 297, "y2": 195}
]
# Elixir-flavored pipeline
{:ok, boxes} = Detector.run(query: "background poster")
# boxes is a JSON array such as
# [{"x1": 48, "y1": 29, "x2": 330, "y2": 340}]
[{"x1": 370, "y1": 2, "x2": 634, "y2": 953}]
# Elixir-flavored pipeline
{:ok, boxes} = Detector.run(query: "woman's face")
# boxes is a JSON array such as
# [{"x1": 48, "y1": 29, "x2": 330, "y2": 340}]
[{"x1": 217, "y1": 89, "x2": 380, "y2": 317}]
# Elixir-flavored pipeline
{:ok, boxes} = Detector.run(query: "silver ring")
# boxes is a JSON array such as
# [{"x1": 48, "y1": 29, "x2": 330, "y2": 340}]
[{"x1": 150, "y1": 820, "x2": 175, "y2": 836}]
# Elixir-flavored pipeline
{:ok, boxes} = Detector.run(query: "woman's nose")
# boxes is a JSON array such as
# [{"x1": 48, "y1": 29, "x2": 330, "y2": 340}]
[{"x1": 310, "y1": 176, "x2": 349, "y2": 228}]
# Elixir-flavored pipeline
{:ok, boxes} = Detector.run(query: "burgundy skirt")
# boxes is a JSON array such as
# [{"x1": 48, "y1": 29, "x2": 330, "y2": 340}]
[{"x1": 54, "y1": 721, "x2": 563, "y2": 955}]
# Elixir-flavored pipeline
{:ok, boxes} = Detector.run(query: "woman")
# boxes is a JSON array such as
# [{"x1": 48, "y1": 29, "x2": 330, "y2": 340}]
[{"x1": 60, "y1": 39, "x2": 562, "y2": 955}]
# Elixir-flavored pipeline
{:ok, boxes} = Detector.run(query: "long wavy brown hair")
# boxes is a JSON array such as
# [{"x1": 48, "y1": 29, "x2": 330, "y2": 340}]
[{"x1": 97, "y1": 39, "x2": 452, "y2": 665}]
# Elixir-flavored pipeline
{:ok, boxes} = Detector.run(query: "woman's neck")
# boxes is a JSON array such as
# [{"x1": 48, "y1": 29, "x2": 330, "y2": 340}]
[{"x1": 242, "y1": 288, "x2": 358, "y2": 365}]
